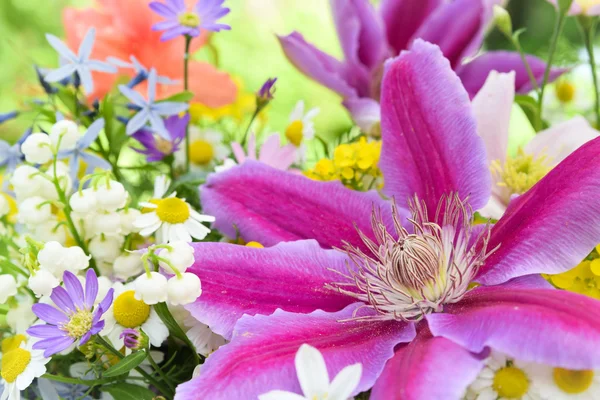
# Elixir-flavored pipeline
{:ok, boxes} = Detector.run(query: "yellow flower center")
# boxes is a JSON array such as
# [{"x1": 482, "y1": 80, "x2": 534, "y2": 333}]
[
  {"x1": 493, "y1": 366, "x2": 530, "y2": 398},
  {"x1": 1, "y1": 335, "x2": 26, "y2": 354},
  {"x1": 155, "y1": 197, "x2": 190, "y2": 224},
  {"x1": 555, "y1": 80, "x2": 576, "y2": 104},
  {"x1": 492, "y1": 148, "x2": 551, "y2": 197},
  {"x1": 189, "y1": 140, "x2": 214, "y2": 165},
  {"x1": 245, "y1": 241, "x2": 264, "y2": 248},
  {"x1": 576, "y1": 0, "x2": 600, "y2": 13},
  {"x1": 1, "y1": 348, "x2": 31, "y2": 383},
  {"x1": 64, "y1": 310, "x2": 94, "y2": 339},
  {"x1": 285, "y1": 120, "x2": 304, "y2": 146},
  {"x1": 113, "y1": 291, "x2": 151, "y2": 328},
  {"x1": 178, "y1": 12, "x2": 200, "y2": 28},
  {"x1": 553, "y1": 368, "x2": 594, "y2": 393},
  {"x1": 156, "y1": 137, "x2": 174, "y2": 155}
]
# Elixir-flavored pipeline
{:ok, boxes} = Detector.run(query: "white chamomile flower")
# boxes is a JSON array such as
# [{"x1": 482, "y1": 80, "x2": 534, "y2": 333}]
[
  {"x1": 134, "y1": 272, "x2": 168, "y2": 305},
  {"x1": 49, "y1": 120, "x2": 80, "y2": 151},
  {"x1": 134, "y1": 175, "x2": 215, "y2": 243},
  {"x1": 69, "y1": 188, "x2": 98, "y2": 213},
  {"x1": 176, "y1": 127, "x2": 229, "y2": 171},
  {"x1": 113, "y1": 252, "x2": 144, "y2": 280},
  {"x1": 17, "y1": 196, "x2": 52, "y2": 225},
  {"x1": 94, "y1": 180, "x2": 128, "y2": 212},
  {"x1": 522, "y1": 359, "x2": 600, "y2": 400},
  {"x1": 21, "y1": 133, "x2": 53, "y2": 164},
  {"x1": 0, "y1": 275, "x2": 18, "y2": 303},
  {"x1": 183, "y1": 316, "x2": 226, "y2": 357},
  {"x1": 157, "y1": 241, "x2": 195, "y2": 274},
  {"x1": 0, "y1": 338, "x2": 50, "y2": 400},
  {"x1": 285, "y1": 100, "x2": 319, "y2": 147},
  {"x1": 88, "y1": 235, "x2": 123, "y2": 262},
  {"x1": 543, "y1": 62, "x2": 595, "y2": 125},
  {"x1": 102, "y1": 282, "x2": 169, "y2": 349},
  {"x1": 465, "y1": 350, "x2": 540, "y2": 400},
  {"x1": 167, "y1": 273, "x2": 201, "y2": 306},
  {"x1": 28, "y1": 269, "x2": 59, "y2": 298},
  {"x1": 259, "y1": 344, "x2": 362, "y2": 400}
]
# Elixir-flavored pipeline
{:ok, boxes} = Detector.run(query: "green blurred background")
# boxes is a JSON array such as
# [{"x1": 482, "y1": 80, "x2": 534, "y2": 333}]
[{"x1": 0, "y1": 0, "x2": 589, "y2": 141}]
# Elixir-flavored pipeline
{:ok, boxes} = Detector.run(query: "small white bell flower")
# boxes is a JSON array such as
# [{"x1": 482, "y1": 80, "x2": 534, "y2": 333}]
[
  {"x1": 134, "y1": 272, "x2": 168, "y2": 305},
  {"x1": 89, "y1": 235, "x2": 123, "y2": 262},
  {"x1": 167, "y1": 273, "x2": 201, "y2": 306},
  {"x1": 158, "y1": 241, "x2": 195, "y2": 274},
  {"x1": 0, "y1": 195, "x2": 10, "y2": 217},
  {"x1": 18, "y1": 196, "x2": 52, "y2": 225},
  {"x1": 69, "y1": 189, "x2": 98, "y2": 213},
  {"x1": 0, "y1": 274, "x2": 18, "y2": 303},
  {"x1": 28, "y1": 269, "x2": 60, "y2": 297},
  {"x1": 63, "y1": 246, "x2": 90, "y2": 271},
  {"x1": 11, "y1": 165, "x2": 45, "y2": 200},
  {"x1": 21, "y1": 133, "x2": 53, "y2": 164},
  {"x1": 37, "y1": 241, "x2": 67, "y2": 275},
  {"x1": 113, "y1": 252, "x2": 144, "y2": 280},
  {"x1": 94, "y1": 181, "x2": 128, "y2": 212},
  {"x1": 119, "y1": 208, "x2": 141, "y2": 235},
  {"x1": 92, "y1": 211, "x2": 123, "y2": 236},
  {"x1": 49, "y1": 120, "x2": 80, "y2": 151}
]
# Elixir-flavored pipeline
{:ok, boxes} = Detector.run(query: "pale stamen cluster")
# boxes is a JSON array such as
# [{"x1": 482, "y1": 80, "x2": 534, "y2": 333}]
[{"x1": 329, "y1": 194, "x2": 495, "y2": 322}]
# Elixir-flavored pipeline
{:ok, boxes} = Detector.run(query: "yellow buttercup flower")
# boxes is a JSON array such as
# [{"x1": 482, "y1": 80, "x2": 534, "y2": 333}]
[
  {"x1": 548, "y1": 245, "x2": 600, "y2": 299},
  {"x1": 189, "y1": 77, "x2": 257, "y2": 123}
]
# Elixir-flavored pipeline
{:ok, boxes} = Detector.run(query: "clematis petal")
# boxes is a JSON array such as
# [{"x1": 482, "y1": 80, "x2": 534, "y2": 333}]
[
  {"x1": 200, "y1": 161, "x2": 397, "y2": 251},
  {"x1": 476, "y1": 137, "x2": 600, "y2": 285},
  {"x1": 412, "y1": 0, "x2": 495, "y2": 69},
  {"x1": 380, "y1": 0, "x2": 444, "y2": 54},
  {"x1": 370, "y1": 327, "x2": 484, "y2": 400},
  {"x1": 380, "y1": 40, "x2": 490, "y2": 215},
  {"x1": 277, "y1": 32, "x2": 358, "y2": 98},
  {"x1": 427, "y1": 286, "x2": 600, "y2": 369},
  {"x1": 174, "y1": 303, "x2": 415, "y2": 400},
  {"x1": 185, "y1": 240, "x2": 358, "y2": 339},
  {"x1": 524, "y1": 116, "x2": 599, "y2": 165},
  {"x1": 458, "y1": 51, "x2": 568, "y2": 98}
]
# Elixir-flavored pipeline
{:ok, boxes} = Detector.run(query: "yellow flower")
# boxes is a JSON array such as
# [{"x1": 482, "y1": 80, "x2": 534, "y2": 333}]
[
  {"x1": 189, "y1": 77, "x2": 256, "y2": 123},
  {"x1": 549, "y1": 250, "x2": 600, "y2": 300}
]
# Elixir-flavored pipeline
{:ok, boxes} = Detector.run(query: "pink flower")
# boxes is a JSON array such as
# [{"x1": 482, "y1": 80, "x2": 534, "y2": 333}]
[
  {"x1": 547, "y1": 0, "x2": 600, "y2": 15},
  {"x1": 231, "y1": 133, "x2": 297, "y2": 171},
  {"x1": 63, "y1": 0, "x2": 237, "y2": 107}
]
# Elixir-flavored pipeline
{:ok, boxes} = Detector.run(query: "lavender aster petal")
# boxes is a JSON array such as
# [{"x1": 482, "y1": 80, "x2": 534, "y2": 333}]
[
  {"x1": 50, "y1": 286, "x2": 76, "y2": 314},
  {"x1": 63, "y1": 271, "x2": 85, "y2": 309},
  {"x1": 84, "y1": 269, "x2": 99, "y2": 309},
  {"x1": 32, "y1": 304, "x2": 68, "y2": 325}
]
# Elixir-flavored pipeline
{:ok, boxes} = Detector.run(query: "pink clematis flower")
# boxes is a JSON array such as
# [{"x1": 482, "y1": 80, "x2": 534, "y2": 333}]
[
  {"x1": 63, "y1": 0, "x2": 236, "y2": 107},
  {"x1": 473, "y1": 71, "x2": 599, "y2": 219},
  {"x1": 278, "y1": 0, "x2": 566, "y2": 131},
  {"x1": 231, "y1": 133, "x2": 297, "y2": 171},
  {"x1": 547, "y1": 0, "x2": 600, "y2": 15},
  {"x1": 176, "y1": 41, "x2": 600, "y2": 400}
]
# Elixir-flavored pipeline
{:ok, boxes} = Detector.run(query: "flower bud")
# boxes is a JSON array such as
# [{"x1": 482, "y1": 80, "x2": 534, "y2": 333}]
[
  {"x1": 134, "y1": 272, "x2": 168, "y2": 305},
  {"x1": 167, "y1": 273, "x2": 201, "y2": 306},
  {"x1": 120, "y1": 328, "x2": 149, "y2": 350},
  {"x1": 493, "y1": 5, "x2": 512, "y2": 37},
  {"x1": 157, "y1": 242, "x2": 195, "y2": 274},
  {"x1": 21, "y1": 133, "x2": 53, "y2": 164}
]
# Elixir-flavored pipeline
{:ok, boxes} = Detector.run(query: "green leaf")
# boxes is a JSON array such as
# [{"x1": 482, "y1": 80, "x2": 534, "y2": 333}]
[
  {"x1": 557, "y1": 0, "x2": 574, "y2": 14},
  {"x1": 101, "y1": 383, "x2": 156, "y2": 400},
  {"x1": 514, "y1": 94, "x2": 544, "y2": 130},
  {"x1": 158, "y1": 91, "x2": 194, "y2": 103},
  {"x1": 56, "y1": 87, "x2": 77, "y2": 114},
  {"x1": 154, "y1": 302, "x2": 200, "y2": 362},
  {"x1": 102, "y1": 351, "x2": 147, "y2": 378}
]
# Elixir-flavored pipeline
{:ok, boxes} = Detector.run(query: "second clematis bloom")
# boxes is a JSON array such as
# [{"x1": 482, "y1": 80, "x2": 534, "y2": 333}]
[
  {"x1": 278, "y1": 0, "x2": 566, "y2": 132},
  {"x1": 174, "y1": 41, "x2": 600, "y2": 399}
]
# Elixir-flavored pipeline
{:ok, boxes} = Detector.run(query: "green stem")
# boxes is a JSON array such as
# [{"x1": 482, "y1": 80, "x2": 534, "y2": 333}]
[
  {"x1": 537, "y1": 12, "x2": 567, "y2": 131},
  {"x1": 581, "y1": 17, "x2": 600, "y2": 128},
  {"x1": 184, "y1": 35, "x2": 192, "y2": 174},
  {"x1": 511, "y1": 37, "x2": 539, "y2": 92},
  {"x1": 42, "y1": 373, "x2": 122, "y2": 386},
  {"x1": 95, "y1": 336, "x2": 173, "y2": 398},
  {"x1": 240, "y1": 108, "x2": 261, "y2": 148},
  {"x1": 146, "y1": 350, "x2": 176, "y2": 392}
]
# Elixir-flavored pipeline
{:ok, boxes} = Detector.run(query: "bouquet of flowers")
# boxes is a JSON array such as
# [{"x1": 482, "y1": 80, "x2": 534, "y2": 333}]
[{"x1": 2, "y1": 0, "x2": 600, "y2": 399}]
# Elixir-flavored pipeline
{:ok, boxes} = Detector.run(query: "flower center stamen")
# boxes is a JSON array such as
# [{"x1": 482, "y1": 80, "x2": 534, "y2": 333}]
[
  {"x1": 178, "y1": 12, "x2": 200, "y2": 28},
  {"x1": 1, "y1": 334, "x2": 26, "y2": 353},
  {"x1": 113, "y1": 291, "x2": 151, "y2": 328},
  {"x1": 492, "y1": 148, "x2": 551, "y2": 197},
  {"x1": 189, "y1": 139, "x2": 214, "y2": 165},
  {"x1": 1, "y1": 348, "x2": 31, "y2": 383},
  {"x1": 329, "y1": 195, "x2": 494, "y2": 322},
  {"x1": 155, "y1": 197, "x2": 190, "y2": 224},
  {"x1": 156, "y1": 137, "x2": 174, "y2": 155},
  {"x1": 555, "y1": 79, "x2": 576, "y2": 103},
  {"x1": 493, "y1": 366, "x2": 530, "y2": 398},
  {"x1": 553, "y1": 368, "x2": 594, "y2": 394},
  {"x1": 285, "y1": 120, "x2": 304, "y2": 146},
  {"x1": 65, "y1": 310, "x2": 94, "y2": 339}
]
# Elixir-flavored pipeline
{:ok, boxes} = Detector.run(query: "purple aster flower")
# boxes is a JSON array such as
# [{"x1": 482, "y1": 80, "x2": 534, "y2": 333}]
[
  {"x1": 277, "y1": 0, "x2": 567, "y2": 132},
  {"x1": 120, "y1": 328, "x2": 149, "y2": 350},
  {"x1": 174, "y1": 42, "x2": 600, "y2": 399},
  {"x1": 27, "y1": 269, "x2": 114, "y2": 357},
  {"x1": 149, "y1": 0, "x2": 231, "y2": 42},
  {"x1": 132, "y1": 113, "x2": 189, "y2": 162}
]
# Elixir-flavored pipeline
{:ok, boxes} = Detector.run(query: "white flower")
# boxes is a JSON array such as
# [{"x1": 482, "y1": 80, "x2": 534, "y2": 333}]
[
  {"x1": 176, "y1": 127, "x2": 229, "y2": 170},
  {"x1": 49, "y1": 120, "x2": 80, "y2": 152},
  {"x1": 259, "y1": 344, "x2": 362, "y2": 400},
  {"x1": 94, "y1": 180, "x2": 128, "y2": 212},
  {"x1": 17, "y1": 197, "x2": 52, "y2": 225},
  {"x1": 28, "y1": 269, "x2": 59, "y2": 297},
  {"x1": 33, "y1": 220, "x2": 67, "y2": 245},
  {"x1": 37, "y1": 241, "x2": 67, "y2": 276},
  {"x1": 134, "y1": 272, "x2": 168, "y2": 305},
  {"x1": 119, "y1": 208, "x2": 141, "y2": 235},
  {"x1": 184, "y1": 317, "x2": 226, "y2": 357},
  {"x1": 62, "y1": 246, "x2": 90, "y2": 272},
  {"x1": 167, "y1": 273, "x2": 201, "y2": 306},
  {"x1": 88, "y1": 235, "x2": 123, "y2": 262},
  {"x1": 10, "y1": 166, "x2": 47, "y2": 201},
  {"x1": 134, "y1": 176, "x2": 215, "y2": 243},
  {"x1": 0, "y1": 195, "x2": 10, "y2": 217},
  {"x1": 285, "y1": 100, "x2": 319, "y2": 147},
  {"x1": 69, "y1": 189, "x2": 97, "y2": 213},
  {"x1": 21, "y1": 133, "x2": 53, "y2": 164},
  {"x1": 158, "y1": 241, "x2": 195, "y2": 274},
  {"x1": 0, "y1": 339, "x2": 50, "y2": 400},
  {"x1": 113, "y1": 252, "x2": 144, "y2": 280},
  {"x1": 91, "y1": 211, "x2": 123, "y2": 236},
  {"x1": 0, "y1": 275, "x2": 18, "y2": 303},
  {"x1": 102, "y1": 282, "x2": 169, "y2": 349},
  {"x1": 214, "y1": 158, "x2": 237, "y2": 173},
  {"x1": 6, "y1": 297, "x2": 36, "y2": 334}
]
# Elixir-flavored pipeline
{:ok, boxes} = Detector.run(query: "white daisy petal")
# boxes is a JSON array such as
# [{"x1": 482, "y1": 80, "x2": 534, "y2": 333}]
[
  {"x1": 295, "y1": 344, "x2": 329, "y2": 398},
  {"x1": 185, "y1": 219, "x2": 211, "y2": 240}
]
